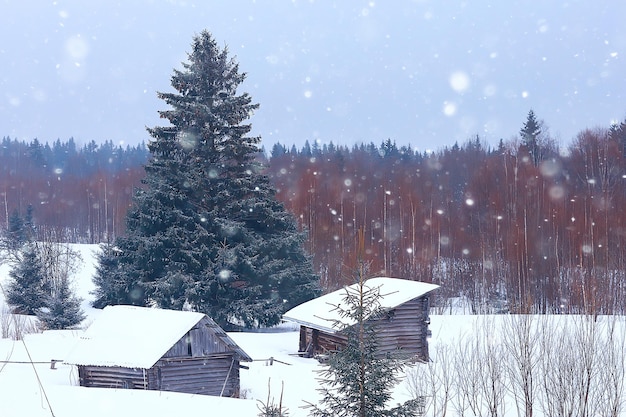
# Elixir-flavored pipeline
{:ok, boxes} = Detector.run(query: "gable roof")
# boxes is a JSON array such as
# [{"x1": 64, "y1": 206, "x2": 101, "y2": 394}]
[
  {"x1": 283, "y1": 277, "x2": 439, "y2": 334},
  {"x1": 65, "y1": 305, "x2": 251, "y2": 369}
]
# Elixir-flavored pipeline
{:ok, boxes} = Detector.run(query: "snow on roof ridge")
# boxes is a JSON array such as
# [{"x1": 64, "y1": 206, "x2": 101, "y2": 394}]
[
  {"x1": 66, "y1": 305, "x2": 247, "y2": 368},
  {"x1": 283, "y1": 276, "x2": 439, "y2": 333}
]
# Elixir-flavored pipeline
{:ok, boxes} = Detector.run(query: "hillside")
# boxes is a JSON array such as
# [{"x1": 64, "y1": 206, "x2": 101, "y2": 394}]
[
  {"x1": 2, "y1": 245, "x2": 626, "y2": 416},
  {"x1": 0, "y1": 245, "x2": 409, "y2": 416},
  {"x1": 3, "y1": 129, "x2": 626, "y2": 313}
]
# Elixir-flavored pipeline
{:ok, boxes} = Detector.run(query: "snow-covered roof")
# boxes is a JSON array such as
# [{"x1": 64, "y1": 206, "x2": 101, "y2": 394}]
[
  {"x1": 283, "y1": 277, "x2": 439, "y2": 334},
  {"x1": 65, "y1": 305, "x2": 250, "y2": 368}
]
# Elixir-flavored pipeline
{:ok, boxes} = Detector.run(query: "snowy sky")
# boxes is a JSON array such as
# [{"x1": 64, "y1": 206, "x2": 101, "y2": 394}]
[{"x1": 1, "y1": 0, "x2": 624, "y2": 152}]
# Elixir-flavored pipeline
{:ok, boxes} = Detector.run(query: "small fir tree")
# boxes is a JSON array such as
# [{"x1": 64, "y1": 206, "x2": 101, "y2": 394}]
[
  {"x1": 37, "y1": 276, "x2": 85, "y2": 330},
  {"x1": 306, "y1": 231, "x2": 419, "y2": 417},
  {"x1": 5, "y1": 243, "x2": 50, "y2": 315},
  {"x1": 7, "y1": 209, "x2": 26, "y2": 248},
  {"x1": 0, "y1": 206, "x2": 34, "y2": 263}
]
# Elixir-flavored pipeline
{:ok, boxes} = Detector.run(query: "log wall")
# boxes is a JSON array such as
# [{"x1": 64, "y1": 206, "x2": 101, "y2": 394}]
[
  {"x1": 77, "y1": 354, "x2": 241, "y2": 397},
  {"x1": 158, "y1": 354, "x2": 240, "y2": 397},
  {"x1": 377, "y1": 296, "x2": 430, "y2": 360},
  {"x1": 77, "y1": 365, "x2": 154, "y2": 389},
  {"x1": 300, "y1": 295, "x2": 432, "y2": 361}
]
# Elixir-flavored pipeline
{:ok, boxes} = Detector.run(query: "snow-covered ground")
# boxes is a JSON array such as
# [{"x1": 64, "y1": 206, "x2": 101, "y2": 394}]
[
  {"x1": 2, "y1": 244, "x2": 626, "y2": 416},
  {"x1": 0, "y1": 244, "x2": 414, "y2": 416}
]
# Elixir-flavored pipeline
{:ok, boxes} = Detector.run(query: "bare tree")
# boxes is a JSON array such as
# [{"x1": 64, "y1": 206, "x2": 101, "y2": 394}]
[
  {"x1": 538, "y1": 316, "x2": 601, "y2": 417},
  {"x1": 592, "y1": 316, "x2": 626, "y2": 417},
  {"x1": 0, "y1": 304, "x2": 11, "y2": 339},
  {"x1": 502, "y1": 314, "x2": 538, "y2": 417},
  {"x1": 407, "y1": 314, "x2": 626, "y2": 416},
  {"x1": 452, "y1": 333, "x2": 483, "y2": 417},
  {"x1": 36, "y1": 228, "x2": 82, "y2": 292},
  {"x1": 574, "y1": 316, "x2": 600, "y2": 417},
  {"x1": 451, "y1": 321, "x2": 506, "y2": 417},
  {"x1": 406, "y1": 343, "x2": 454, "y2": 417},
  {"x1": 475, "y1": 318, "x2": 506, "y2": 417}
]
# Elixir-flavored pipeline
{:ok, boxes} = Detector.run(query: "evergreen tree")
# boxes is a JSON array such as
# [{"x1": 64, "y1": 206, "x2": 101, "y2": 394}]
[
  {"x1": 94, "y1": 30, "x2": 319, "y2": 329},
  {"x1": 306, "y1": 237, "x2": 419, "y2": 417},
  {"x1": 301, "y1": 140, "x2": 312, "y2": 157},
  {"x1": 37, "y1": 276, "x2": 85, "y2": 330},
  {"x1": 91, "y1": 242, "x2": 143, "y2": 308},
  {"x1": 1, "y1": 205, "x2": 34, "y2": 265},
  {"x1": 520, "y1": 109, "x2": 542, "y2": 166},
  {"x1": 7, "y1": 209, "x2": 26, "y2": 248},
  {"x1": 271, "y1": 142, "x2": 287, "y2": 157},
  {"x1": 609, "y1": 118, "x2": 626, "y2": 157},
  {"x1": 0, "y1": 207, "x2": 33, "y2": 263},
  {"x1": 5, "y1": 243, "x2": 50, "y2": 315},
  {"x1": 23, "y1": 204, "x2": 35, "y2": 241}
]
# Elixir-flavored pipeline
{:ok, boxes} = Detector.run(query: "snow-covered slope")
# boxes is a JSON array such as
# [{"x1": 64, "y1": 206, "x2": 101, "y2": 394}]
[
  {"x1": 4, "y1": 244, "x2": 625, "y2": 417},
  {"x1": 0, "y1": 245, "x2": 354, "y2": 416}
]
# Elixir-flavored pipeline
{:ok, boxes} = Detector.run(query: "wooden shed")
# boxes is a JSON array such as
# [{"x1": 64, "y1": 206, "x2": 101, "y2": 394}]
[
  {"x1": 65, "y1": 305, "x2": 252, "y2": 397},
  {"x1": 283, "y1": 277, "x2": 438, "y2": 361}
]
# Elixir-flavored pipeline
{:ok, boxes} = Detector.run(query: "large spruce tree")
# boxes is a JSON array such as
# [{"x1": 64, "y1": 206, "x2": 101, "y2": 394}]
[{"x1": 93, "y1": 30, "x2": 319, "y2": 329}]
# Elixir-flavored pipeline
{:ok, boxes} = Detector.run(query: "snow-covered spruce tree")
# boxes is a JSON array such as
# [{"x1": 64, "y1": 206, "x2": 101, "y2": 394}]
[
  {"x1": 0, "y1": 205, "x2": 34, "y2": 264},
  {"x1": 306, "y1": 244, "x2": 419, "y2": 417},
  {"x1": 93, "y1": 30, "x2": 319, "y2": 329},
  {"x1": 91, "y1": 242, "x2": 143, "y2": 308},
  {"x1": 37, "y1": 275, "x2": 85, "y2": 330},
  {"x1": 5, "y1": 242, "x2": 50, "y2": 315}
]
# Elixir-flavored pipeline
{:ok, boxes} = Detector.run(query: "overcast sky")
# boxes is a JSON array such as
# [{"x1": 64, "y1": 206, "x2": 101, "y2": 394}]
[{"x1": 1, "y1": 0, "x2": 624, "y2": 152}]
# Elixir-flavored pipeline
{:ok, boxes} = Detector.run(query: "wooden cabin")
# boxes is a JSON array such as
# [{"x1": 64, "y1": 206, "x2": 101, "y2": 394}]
[
  {"x1": 65, "y1": 305, "x2": 252, "y2": 397},
  {"x1": 283, "y1": 277, "x2": 438, "y2": 361}
]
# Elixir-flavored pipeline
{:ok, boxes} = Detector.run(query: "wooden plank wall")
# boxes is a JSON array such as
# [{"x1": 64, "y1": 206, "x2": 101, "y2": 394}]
[
  {"x1": 78, "y1": 365, "x2": 150, "y2": 389},
  {"x1": 78, "y1": 354, "x2": 241, "y2": 397},
  {"x1": 163, "y1": 318, "x2": 231, "y2": 358},
  {"x1": 376, "y1": 296, "x2": 430, "y2": 360},
  {"x1": 158, "y1": 354, "x2": 240, "y2": 397},
  {"x1": 302, "y1": 327, "x2": 347, "y2": 355},
  {"x1": 301, "y1": 295, "x2": 432, "y2": 361}
]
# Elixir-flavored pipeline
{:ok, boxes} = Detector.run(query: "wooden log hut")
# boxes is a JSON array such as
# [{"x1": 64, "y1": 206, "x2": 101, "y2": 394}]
[
  {"x1": 283, "y1": 277, "x2": 438, "y2": 361},
  {"x1": 65, "y1": 305, "x2": 252, "y2": 397}
]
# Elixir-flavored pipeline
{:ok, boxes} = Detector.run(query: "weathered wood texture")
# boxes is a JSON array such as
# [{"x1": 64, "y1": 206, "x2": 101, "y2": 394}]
[
  {"x1": 77, "y1": 355, "x2": 241, "y2": 396},
  {"x1": 77, "y1": 316, "x2": 247, "y2": 397},
  {"x1": 300, "y1": 327, "x2": 347, "y2": 355},
  {"x1": 164, "y1": 321, "x2": 231, "y2": 358},
  {"x1": 159, "y1": 354, "x2": 240, "y2": 397},
  {"x1": 78, "y1": 365, "x2": 150, "y2": 389},
  {"x1": 299, "y1": 295, "x2": 432, "y2": 361},
  {"x1": 377, "y1": 296, "x2": 430, "y2": 359}
]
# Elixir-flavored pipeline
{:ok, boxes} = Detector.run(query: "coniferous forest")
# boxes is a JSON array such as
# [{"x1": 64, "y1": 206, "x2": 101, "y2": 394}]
[{"x1": 1, "y1": 113, "x2": 626, "y2": 315}]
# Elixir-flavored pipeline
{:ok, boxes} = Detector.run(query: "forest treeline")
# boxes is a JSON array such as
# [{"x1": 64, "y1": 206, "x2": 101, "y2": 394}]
[
  {"x1": 2, "y1": 113, "x2": 626, "y2": 314},
  {"x1": 0, "y1": 137, "x2": 147, "y2": 242}
]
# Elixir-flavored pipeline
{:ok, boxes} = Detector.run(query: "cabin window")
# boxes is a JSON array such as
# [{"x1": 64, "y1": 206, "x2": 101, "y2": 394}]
[
  {"x1": 186, "y1": 327, "x2": 202, "y2": 356},
  {"x1": 186, "y1": 332, "x2": 193, "y2": 356}
]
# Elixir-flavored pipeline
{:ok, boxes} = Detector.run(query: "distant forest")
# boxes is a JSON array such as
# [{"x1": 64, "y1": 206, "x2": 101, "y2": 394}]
[{"x1": 2, "y1": 115, "x2": 626, "y2": 314}]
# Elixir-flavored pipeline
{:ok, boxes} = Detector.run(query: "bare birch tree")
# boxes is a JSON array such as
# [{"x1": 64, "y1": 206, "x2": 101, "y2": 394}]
[
  {"x1": 502, "y1": 314, "x2": 538, "y2": 417},
  {"x1": 406, "y1": 343, "x2": 454, "y2": 417},
  {"x1": 592, "y1": 316, "x2": 626, "y2": 417}
]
